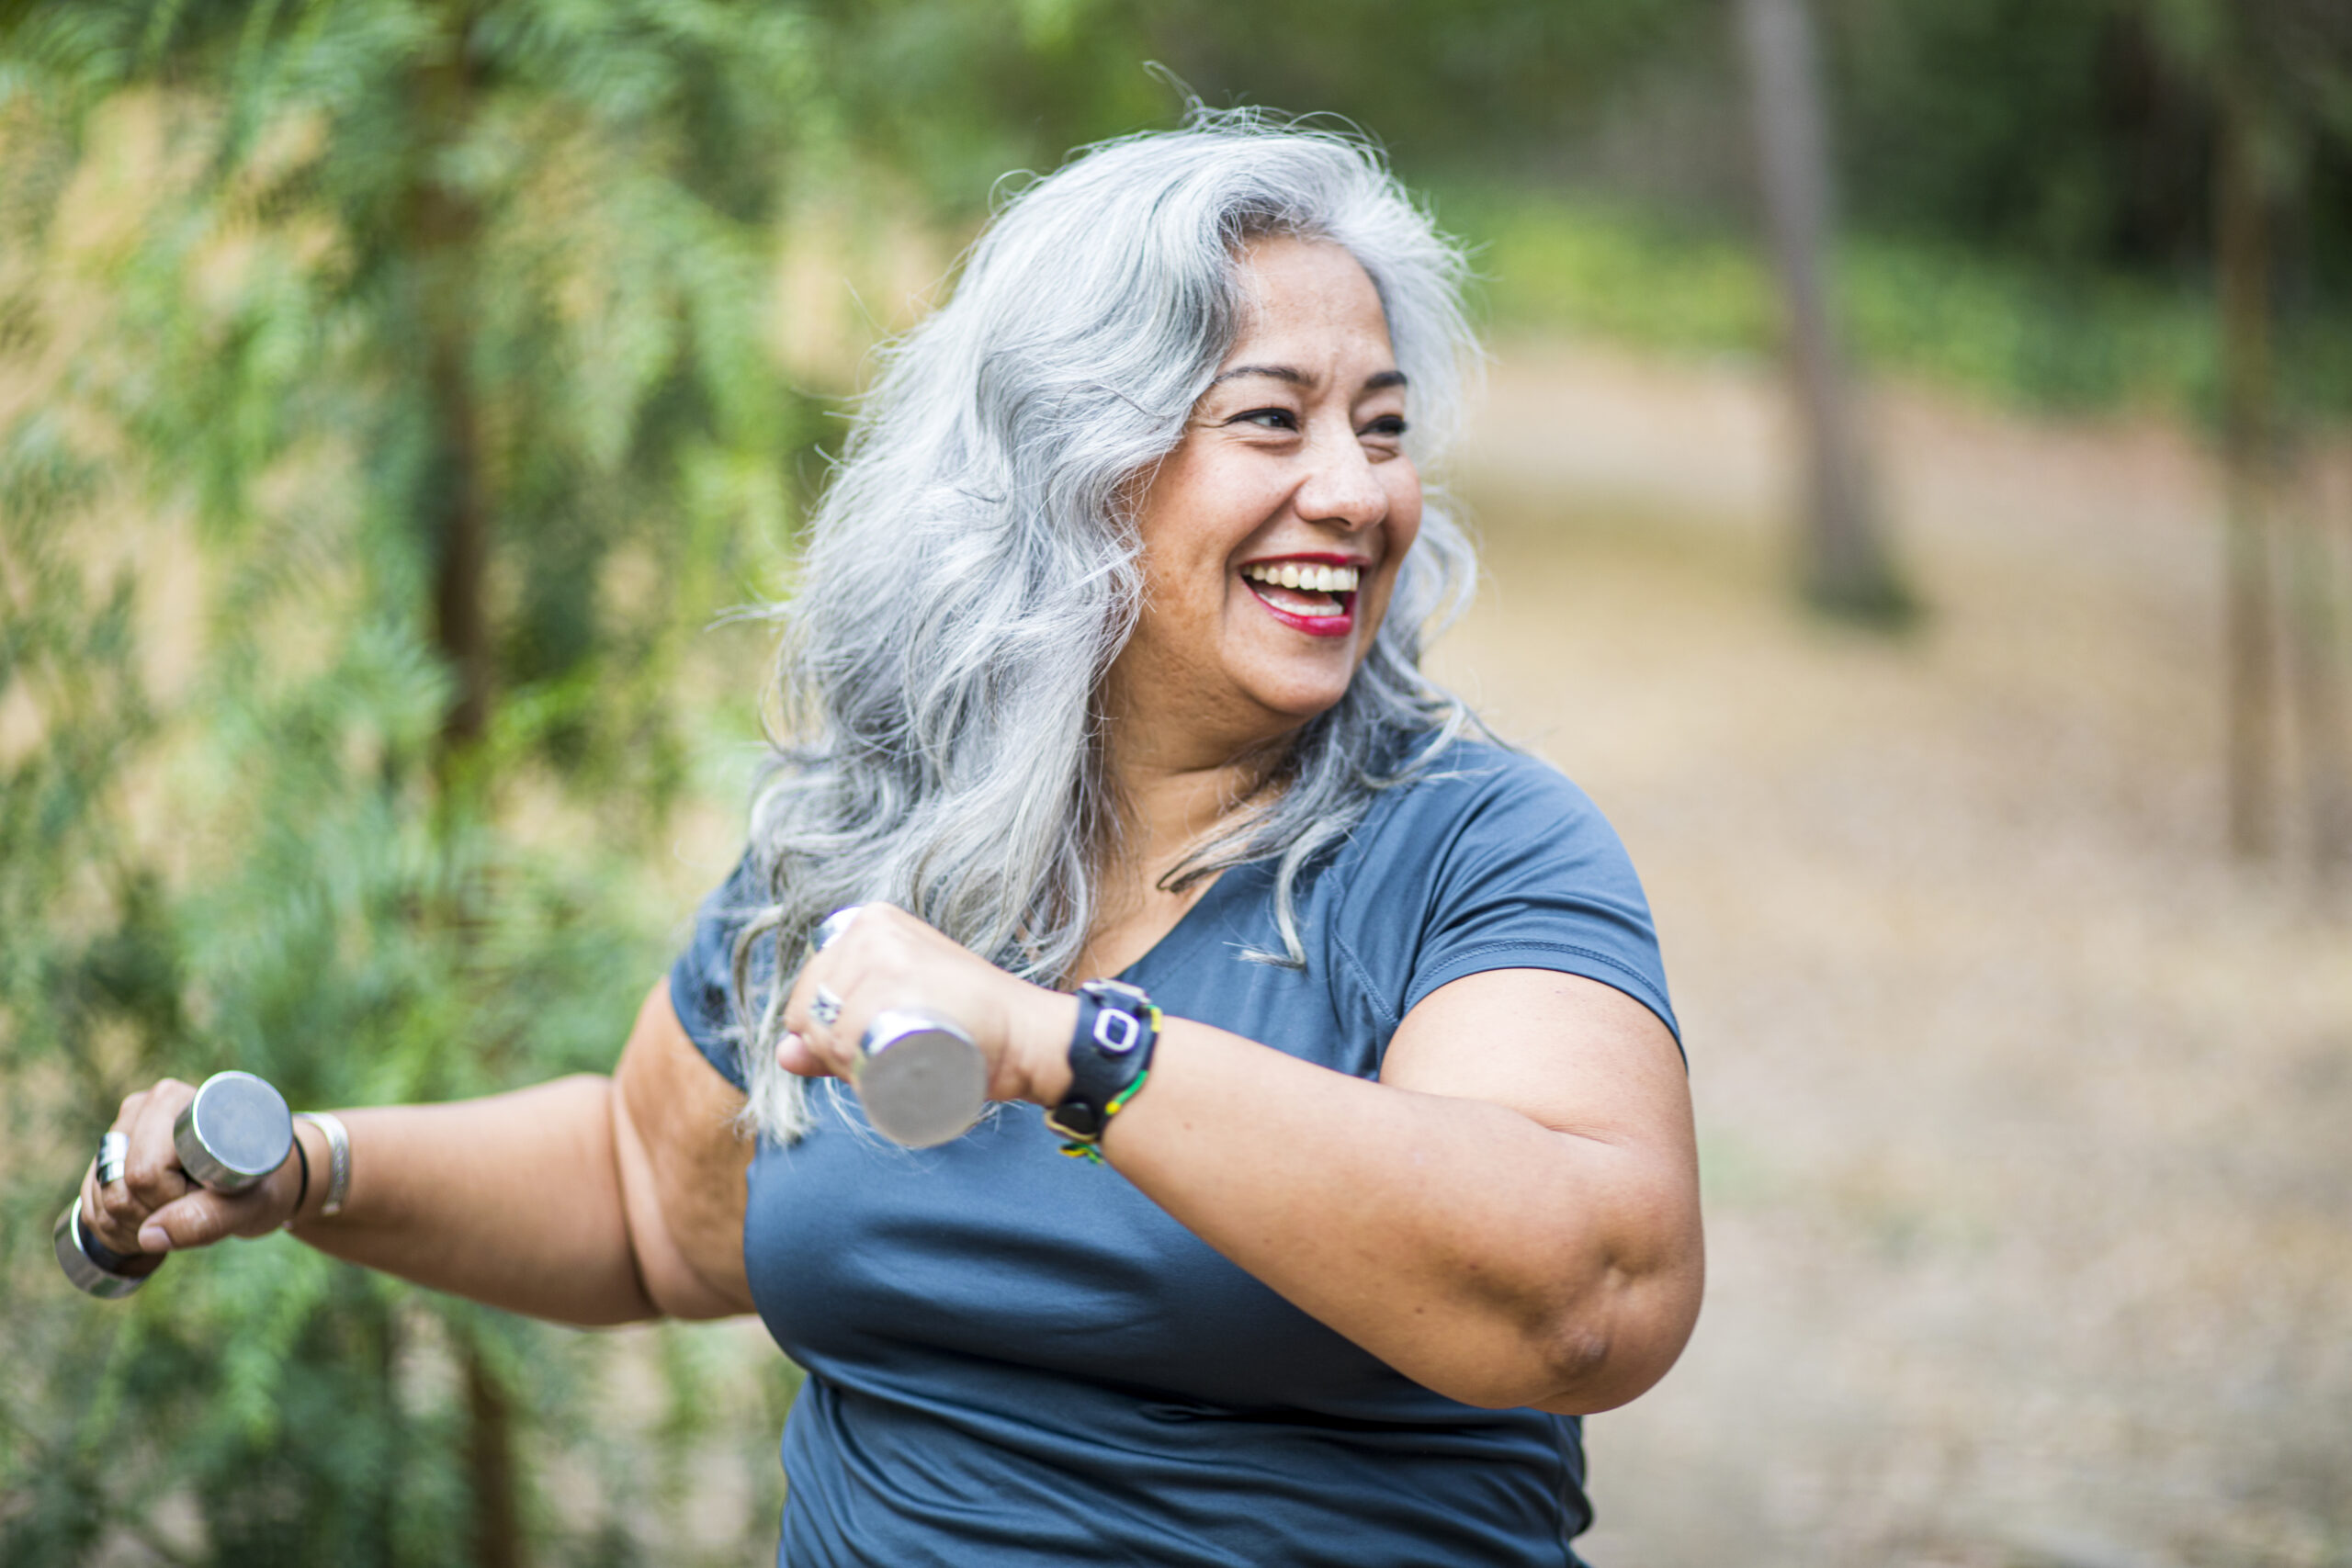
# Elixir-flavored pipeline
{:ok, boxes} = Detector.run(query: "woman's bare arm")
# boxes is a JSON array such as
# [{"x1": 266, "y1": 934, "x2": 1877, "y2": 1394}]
[
  {"x1": 610, "y1": 979, "x2": 757, "y2": 1317},
  {"x1": 1109, "y1": 968, "x2": 1702, "y2": 1414},
  {"x1": 86, "y1": 980, "x2": 753, "y2": 1326},
  {"x1": 783, "y1": 906, "x2": 1703, "y2": 1415},
  {"x1": 282, "y1": 1076, "x2": 658, "y2": 1325}
]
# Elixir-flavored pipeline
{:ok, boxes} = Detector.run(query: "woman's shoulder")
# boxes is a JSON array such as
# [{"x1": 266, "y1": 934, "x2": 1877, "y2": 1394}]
[
  {"x1": 1320, "y1": 733, "x2": 1676, "y2": 1041},
  {"x1": 1351, "y1": 735, "x2": 1615, "y2": 859}
]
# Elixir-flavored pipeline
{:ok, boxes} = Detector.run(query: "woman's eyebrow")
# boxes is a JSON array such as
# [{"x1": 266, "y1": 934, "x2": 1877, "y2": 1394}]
[
  {"x1": 1209, "y1": 364, "x2": 1307, "y2": 388},
  {"x1": 1207, "y1": 365, "x2": 1409, "y2": 391}
]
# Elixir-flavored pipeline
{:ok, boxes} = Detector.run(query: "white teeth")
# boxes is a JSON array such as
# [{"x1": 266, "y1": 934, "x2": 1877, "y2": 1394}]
[{"x1": 1243, "y1": 562, "x2": 1361, "y2": 592}]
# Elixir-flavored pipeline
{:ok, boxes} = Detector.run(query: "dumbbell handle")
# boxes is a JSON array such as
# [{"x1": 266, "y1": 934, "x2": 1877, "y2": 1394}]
[{"x1": 54, "y1": 1070, "x2": 294, "y2": 1300}]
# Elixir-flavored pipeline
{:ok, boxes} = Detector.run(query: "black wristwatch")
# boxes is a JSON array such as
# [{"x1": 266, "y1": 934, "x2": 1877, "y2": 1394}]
[{"x1": 1046, "y1": 979, "x2": 1160, "y2": 1155}]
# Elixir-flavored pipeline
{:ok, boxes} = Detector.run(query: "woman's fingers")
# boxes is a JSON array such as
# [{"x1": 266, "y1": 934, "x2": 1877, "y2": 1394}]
[
  {"x1": 783, "y1": 905, "x2": 962, "y2": 1076},
  {"x1": 123, "y1": 1079, "x2": 195, "y2": 1207},
  {"x1": 138, "y1": 1185, "x2": 282, "y2": 1253},
  {"x1": 85, "y1": 1080, "x2": 196, "y2": 1255},
  {"x1": 774, "y1": 1027, "x2": 835, "y2": 1078},
  {"x1": 780, "y1": 909, "x2": 897, "y2": 1077},
  {"x1": 781, "y1": 978, "x2": 865, "y2": 1079},
  {"x1": 776, "y1": 904, "x2": 1060, "y2": 1101},
  {"x1": 783, "y1": 912, "x2": 881, "y2": 1079},
  {"x1": 82, "y1": 1077, "x2": 297, "y2": 1256},
  {"x1": 88, "y1": 1092, "x2": 148, "y2": 1240}
]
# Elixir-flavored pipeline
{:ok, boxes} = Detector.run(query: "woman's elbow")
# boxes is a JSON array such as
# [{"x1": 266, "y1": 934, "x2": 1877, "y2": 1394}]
[{"x1": 1527, "y1": 1250, "x2": 1705, "y2": 1415}]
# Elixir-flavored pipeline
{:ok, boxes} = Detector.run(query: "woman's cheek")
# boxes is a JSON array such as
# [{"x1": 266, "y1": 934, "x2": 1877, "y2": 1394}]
[
  {"x1": 1355, "y1": 579, "x2": 1397, "y2": 655},
  {"x1": 1362, "y1": 479, "x2": 1422, "y2": 647},
  {"x1": 1385, "y1": 466, "x2": 1424, "y2": 552}
]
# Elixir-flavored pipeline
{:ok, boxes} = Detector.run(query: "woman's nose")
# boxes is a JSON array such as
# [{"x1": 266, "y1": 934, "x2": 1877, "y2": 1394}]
[{"x1": 1294, "y1": 430, "x2": 1389, "y2": 532}]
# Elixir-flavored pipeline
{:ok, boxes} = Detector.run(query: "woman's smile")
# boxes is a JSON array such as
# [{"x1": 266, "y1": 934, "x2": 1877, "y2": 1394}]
[{"x1": 1236, "y1": 553, "x2": 1371, "y2": 637}]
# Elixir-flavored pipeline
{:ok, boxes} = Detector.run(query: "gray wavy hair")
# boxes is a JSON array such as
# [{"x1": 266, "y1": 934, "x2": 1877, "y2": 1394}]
[{"x1": 732, "y1": 107, "x2": 1485, "y2": 1141}]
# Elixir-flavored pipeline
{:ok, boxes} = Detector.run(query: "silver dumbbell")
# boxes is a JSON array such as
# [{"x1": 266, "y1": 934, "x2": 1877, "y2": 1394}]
[
  {"x1": 809, "y1": 908, "x2": 986, "y2": 1148},
  {"x1": 55, "y1": 1070, "x2": 294, "y2": 1299}
]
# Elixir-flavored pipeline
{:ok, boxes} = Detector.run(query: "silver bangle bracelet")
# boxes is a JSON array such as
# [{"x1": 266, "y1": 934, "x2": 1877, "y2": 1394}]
[{"x1": 297, "y1": 1111, "x2": 352, "y2": 1219}]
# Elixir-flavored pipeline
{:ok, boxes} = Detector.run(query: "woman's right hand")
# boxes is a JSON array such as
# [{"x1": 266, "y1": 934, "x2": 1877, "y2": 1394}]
[{"x1": 80, "y1": 1078, "x2": 308, "y2": 1260}]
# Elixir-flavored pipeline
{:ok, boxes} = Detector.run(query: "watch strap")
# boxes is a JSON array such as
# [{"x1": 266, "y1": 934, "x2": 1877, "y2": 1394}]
[{"x1": 1046, "y1": 979, "x2": 1159, "y2": 1156}]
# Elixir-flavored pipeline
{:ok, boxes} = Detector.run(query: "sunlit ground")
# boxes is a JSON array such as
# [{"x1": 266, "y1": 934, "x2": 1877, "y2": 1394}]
[{"x1": 1444, "y1": 344, "x2": 2352, "y2": 1568}]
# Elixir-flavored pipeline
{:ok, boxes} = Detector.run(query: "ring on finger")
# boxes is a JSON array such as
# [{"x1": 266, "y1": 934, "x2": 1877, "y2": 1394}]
[
  {"x1": 810, "y1": 986, "x2": 844, "y2": 1027},
  {"x1": 96, "y1": 1132, "x2": 129, "y2": 1189}
]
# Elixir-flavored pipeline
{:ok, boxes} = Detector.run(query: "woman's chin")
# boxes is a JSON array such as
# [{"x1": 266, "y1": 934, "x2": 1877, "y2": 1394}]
[
  {"x1": 1234, "y1": 661, "x2": 1360, "y2": 729},
  {"x1": 1223, "y1": 619, "x2": 1374, "y2": 714}
]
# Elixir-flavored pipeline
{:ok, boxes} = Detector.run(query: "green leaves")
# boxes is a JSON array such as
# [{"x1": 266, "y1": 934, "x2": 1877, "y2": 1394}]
[{"x1": 0, "y1": 3, "x2": 819, "y2": 1561}]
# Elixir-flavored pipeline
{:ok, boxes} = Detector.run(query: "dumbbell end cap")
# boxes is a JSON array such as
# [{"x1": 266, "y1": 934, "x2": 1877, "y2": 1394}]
[
  {"x1": 856, "y1": 1010, "x2": 987, "y2": 1148},
  {"x1": 53, "y1": 1197, "x2": 158, "y2": 1299},
  {"x1": 175, "y1": 1070, "x2": 293, "y2": 1194}
]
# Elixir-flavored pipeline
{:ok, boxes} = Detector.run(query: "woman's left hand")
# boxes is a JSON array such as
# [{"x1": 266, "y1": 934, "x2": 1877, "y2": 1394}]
[{"x1": 778, "y1": 905, "x2": 1077, "y2": 1107}]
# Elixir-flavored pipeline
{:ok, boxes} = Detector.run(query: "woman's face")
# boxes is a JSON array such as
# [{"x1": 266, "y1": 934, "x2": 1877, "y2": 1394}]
[{"x1": 1113, "y1": 236, "x2": 1423, "y2": 759}]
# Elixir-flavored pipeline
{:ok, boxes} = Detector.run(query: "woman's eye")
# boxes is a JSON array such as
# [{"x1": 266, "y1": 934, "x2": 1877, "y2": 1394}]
[
  {"x1": 1236, "y1": 407, "x2": 1299, "y2": 432},
  {"x1": 1361, "y1": 415, "x2": 1408, "y2": 440}
]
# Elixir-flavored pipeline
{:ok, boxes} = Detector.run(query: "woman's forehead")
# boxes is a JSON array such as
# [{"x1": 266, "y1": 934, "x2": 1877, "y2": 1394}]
[{"x1": 1223, "y1": 238, "x2": 1398, "y2": 383}]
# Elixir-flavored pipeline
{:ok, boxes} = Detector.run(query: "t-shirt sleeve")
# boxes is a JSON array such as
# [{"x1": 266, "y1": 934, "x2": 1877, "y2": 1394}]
[
  {"x1": 1392, "y1": 754, "x2": 1679, "y2": 1047},
  {"x1": 666, "y1": 853, "x2": 771, "y2": 1092}
]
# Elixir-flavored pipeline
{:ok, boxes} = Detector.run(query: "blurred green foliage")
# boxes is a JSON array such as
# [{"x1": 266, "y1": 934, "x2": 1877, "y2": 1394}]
[
  {"x1": 787, "y1": 0, "x2": 1706, "y2": 211},
  {"x1": 2, "y1": 0, "x2": 2346, "y2": 1564},
  {"x1": 816, "y1": 0, "x2": 2352, "y2": 419},
  {"x1": 1, "y1": 0, "x2": 817, "y2": 1561},
  {"x1": 1817, "y1": 0, "x2": 2352, "y2": 415},
  {"x1": 1458, "y1": 188, "x2": 2352, "y2": 417}
]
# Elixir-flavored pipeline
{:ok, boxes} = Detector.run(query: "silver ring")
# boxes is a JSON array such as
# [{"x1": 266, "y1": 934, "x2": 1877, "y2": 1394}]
[
  {"x1": 811, "y1": 906, "x2": 865, "y2": 954},
  {"x1": 810, "y1": 986, "x2": 843, "y2": 1027},
  {"x1": 96, "y1": 1132, "x2": 128, "y2": 1188}
]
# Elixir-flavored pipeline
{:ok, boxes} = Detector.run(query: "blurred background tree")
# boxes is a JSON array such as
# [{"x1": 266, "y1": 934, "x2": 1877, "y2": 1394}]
[
  {"x1": 2121, "y1": 0, "x2": 2352, "y2": 868},
  {"x1": 3, "y1": 2, "x2": 820, "y2": 1562},
  {"x1": 3, "y1": 1, "x2": 2348, "y2": 1564},
  {"x1": 1740, "y1": 0, "x2": 1911, "y2": 622}
]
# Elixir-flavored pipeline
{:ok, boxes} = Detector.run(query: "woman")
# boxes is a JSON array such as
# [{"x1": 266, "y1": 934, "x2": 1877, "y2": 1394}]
[{"x1": 85, "y1": 112, "x2": 1702, "y2": 1565}]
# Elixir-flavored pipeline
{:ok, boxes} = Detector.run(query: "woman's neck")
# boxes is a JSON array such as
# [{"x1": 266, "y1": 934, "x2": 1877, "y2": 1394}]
[
  {"x1": 1120, "y1": 755, "x2": 1269, "y2": 870},
  {"x1": 1068, "y1": 727, "x2": 1287, "y2": 982}
]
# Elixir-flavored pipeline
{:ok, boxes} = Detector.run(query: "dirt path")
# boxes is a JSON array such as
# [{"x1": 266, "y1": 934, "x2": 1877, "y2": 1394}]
[{"x1": 1444, "y1": 343, "x2": 2352, "y2": 1566}]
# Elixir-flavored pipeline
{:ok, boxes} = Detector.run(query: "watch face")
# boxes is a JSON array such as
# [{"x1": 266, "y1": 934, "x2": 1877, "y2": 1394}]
[
  {"x1": 1082, "y1": 981, "x2": 1148, "y2": 1055},
  {"x1": 1091, "y1": 1008, "x2": 1142, "y2": 1055}
]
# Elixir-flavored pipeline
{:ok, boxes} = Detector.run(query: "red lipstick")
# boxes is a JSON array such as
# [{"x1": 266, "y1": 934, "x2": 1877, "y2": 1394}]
[
  {"x1": 1252, "y1": 592, "x2": 1354, "y2": 637},
  {"x1": 1238, "y1": 556, "x2": 1363, "y2": 638}
]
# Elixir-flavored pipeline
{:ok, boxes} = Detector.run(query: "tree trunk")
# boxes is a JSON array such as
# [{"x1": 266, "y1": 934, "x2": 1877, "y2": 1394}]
[
  {"x1": 2216, "y1": 81, "x2": 2282, "y2": 861},
  {"x1": 1738, "y1": 0, "x2": 1911, "y2": 622},
  {"x1": 429, "y1": 318, "x2": 492, "y2": 760},
  {"x1": 420, "y1": 181, "x2": 492, "y2": 763},
  {"x1": 2283, "y1": 457, "x2": 2351, "y2": 878},
  {"x1": 465, "y1": 1342, "x2": 523, "y2": 1568},
  {"x1": 413, "y1": 17, "x2": 524, "y2": 1566}
]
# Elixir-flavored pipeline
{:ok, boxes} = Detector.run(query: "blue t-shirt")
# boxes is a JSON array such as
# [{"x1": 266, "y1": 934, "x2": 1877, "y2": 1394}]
[{"x1": 670, "y1": 740, "x2": 1679, "y2": 1567}]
